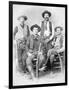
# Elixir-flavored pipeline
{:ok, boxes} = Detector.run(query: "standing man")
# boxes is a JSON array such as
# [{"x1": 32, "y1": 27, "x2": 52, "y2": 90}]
[
  {"x1": 40, "y1": 10, "x2": 54, "y2": 64},
  {"x1": 41, "y1": 10, "x2": 54, "y2": 42},
  {"x1": 14, "y1": 15, "x2": 29, "y2": 40},
  {"x1": 13, "y1": 15, "x2": 30, "y2": 72}
]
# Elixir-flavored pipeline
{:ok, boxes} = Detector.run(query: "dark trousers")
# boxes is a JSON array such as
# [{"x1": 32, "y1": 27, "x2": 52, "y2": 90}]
[
  {"x1": 17, "y1": 47, "x2": 23, "y2": 71},
  {"x1": 17, "y1": 46, "x2": 27, "y2": 72}
]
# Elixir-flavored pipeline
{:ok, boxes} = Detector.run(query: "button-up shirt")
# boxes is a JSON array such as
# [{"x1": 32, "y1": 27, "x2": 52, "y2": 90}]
[
  {"x1": 14, "y1": 24, "x2": 29, "y2": 41},
  {"x1": 41, "y1": 20, "x2": 52, "y2": 39}
]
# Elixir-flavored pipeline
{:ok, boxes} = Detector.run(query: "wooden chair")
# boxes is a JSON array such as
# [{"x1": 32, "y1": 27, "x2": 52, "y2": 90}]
[{"x1": 52, "y1": 52, "x2": 64, "y2": 72}]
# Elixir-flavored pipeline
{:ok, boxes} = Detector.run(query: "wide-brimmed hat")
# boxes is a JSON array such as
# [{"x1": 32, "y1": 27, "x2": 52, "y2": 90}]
[
  {"x1": 30, "y1": 24, "x2": 41, "y2": 32},
  {"x1": 55, "y1": 26, "x2": 63, "y2": 31},
  {"x1": 17, "y1": 15, "x2": 27, "y2": 21},
  {"x1": 42, "y1": 10, "x2": 51, "y2": 18}
]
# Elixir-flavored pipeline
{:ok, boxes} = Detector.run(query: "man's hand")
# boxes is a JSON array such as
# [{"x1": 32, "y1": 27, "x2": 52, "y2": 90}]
[
  {"x1": 45, "y1": 38, "x2": 50, "y2": 43},
  {"x1": 27, "y1": 51, "x2": 32, "y2": 56},
  {"x1": 38, "y1": 51, "x2": 43, "y2": 55},
  {"x1": 27, "y1": 49, "x2": 34, "y2": 56},
  {"x1": 29, "y1": 49, "x2": 33, "y2": 53},
  {"x1": 47, "y1": 49, "x2": 57, "y2": 57}
]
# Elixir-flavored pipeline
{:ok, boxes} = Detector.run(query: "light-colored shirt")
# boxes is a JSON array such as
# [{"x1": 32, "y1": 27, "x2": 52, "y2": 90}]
[
  {"x1": 53, "y1": 34, "x2": 64, "y2": 52},
  {"x1": 41, "y1": 20, "x2": 54, "y2": 40},
  {"x1": 44, "y1": 21, "x2": 51, "y2": 37},
  {"x1": 14, "y1": 24, "x2": 29, "y2": 41}
]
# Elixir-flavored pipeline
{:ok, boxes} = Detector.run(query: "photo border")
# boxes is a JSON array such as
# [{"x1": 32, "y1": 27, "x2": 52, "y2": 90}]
[{"x1": 9, "y1": 1, "x2": 67, "y2": 89}]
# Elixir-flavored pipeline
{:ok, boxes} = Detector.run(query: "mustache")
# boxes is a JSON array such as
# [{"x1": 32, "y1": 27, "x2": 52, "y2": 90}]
[
  {"x1": 45, "y1": 17, "x2": 49, "y2": 19},
  {"x1": 45, "y1": 17, "x2": 49, "y2": 21}
]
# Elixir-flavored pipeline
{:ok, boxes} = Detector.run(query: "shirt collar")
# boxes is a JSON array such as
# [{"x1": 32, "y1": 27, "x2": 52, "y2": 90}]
[{"x1": 32, "y1": 34, "x2": 39, "y2": 39}]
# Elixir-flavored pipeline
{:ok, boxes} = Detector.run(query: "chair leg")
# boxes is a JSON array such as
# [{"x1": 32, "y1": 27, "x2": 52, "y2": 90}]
[
  {"x1": 57, "y1": 53, "x2": 62, "y2": 71},
  {"x1": 36, "y1": 59, "x2": 39, "y2": 78}
]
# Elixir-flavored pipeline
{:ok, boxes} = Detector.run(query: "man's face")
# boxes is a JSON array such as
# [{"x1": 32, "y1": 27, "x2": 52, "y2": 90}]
[
  {"x1": 19, "y1": 17, "x2": 25, "y2": 24},
  {"x1": 55, "y1": 28, "x2": 61, "y2": 35},
  {"x1": 44, "y1": 13, "x2": 49, "y2": 21},
  {"x1": 33, "y1": 27, "x2": 38, "y2": 36}
]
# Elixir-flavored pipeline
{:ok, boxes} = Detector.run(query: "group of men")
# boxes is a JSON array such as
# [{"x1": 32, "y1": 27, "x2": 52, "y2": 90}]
[{"x1": 14, "y1": 10, "x2": 64, "y2": 79}]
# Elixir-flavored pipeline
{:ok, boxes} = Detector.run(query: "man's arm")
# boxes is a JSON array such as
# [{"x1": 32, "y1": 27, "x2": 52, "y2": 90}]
[
  {"x1": 58, "y1": 46, "x2": 65, "y2": 53},
  {"x1": 13, "y1": 26, "x2": 18, "y2": 40},
  {"x1": 26, "y1": 36, "x2": 30, "y2": 52},
  {"x1": 27, "y1": 25, "x2": 30, "y2": 37},
  {"x1": 40, "y1": 21, "x2": 44, "y2": 37},
  {"x1": 57, "y1": 35, "x2": 65, "y2": 53},
  {"x1": 49, "y1": 23, "x2": 54, "y2": 40}
]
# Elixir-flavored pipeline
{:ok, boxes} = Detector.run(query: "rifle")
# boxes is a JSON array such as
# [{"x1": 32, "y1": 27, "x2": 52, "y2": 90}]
[{"x1": 36, "y1": 43, "x2": 42, "y2": 78}]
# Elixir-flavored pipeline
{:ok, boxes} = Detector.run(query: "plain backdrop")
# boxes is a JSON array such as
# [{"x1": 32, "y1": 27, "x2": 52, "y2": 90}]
[
  {"x1": 0, "y1": 0, "x2": 69, "y2": 90},
  {"x1": 13, "y1": 5, "x2": 65, "y2": 29},
  {"x1": 13, "y1": 4, "x2": 65, "y2": 34}
]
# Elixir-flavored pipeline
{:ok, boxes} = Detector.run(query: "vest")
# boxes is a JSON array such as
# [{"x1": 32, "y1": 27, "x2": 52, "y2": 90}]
[
  {"x1": 15, "y1": 24, "x2": 28, "y2": 40},
  {"x1": 28, "y1": 35, "x2": 40, "y2": 51}
]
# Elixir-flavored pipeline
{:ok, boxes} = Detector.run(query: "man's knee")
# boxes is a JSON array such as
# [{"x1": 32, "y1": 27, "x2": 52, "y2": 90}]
[
  {"x1": 39, "y1": 54, "x2": 44, "y2": 60},
  {"x1": 26, "y1": 56, "x2": 33, "y2": 66},
  {"x1": 47, "y1": 49, "x2": 54, "y2": 57},
  {"x1": 50, "y1": 54, "x2": 54, "y2": 60},
  {"x1": 50, "y1": 54, "x2": 54, "y2": 64}
]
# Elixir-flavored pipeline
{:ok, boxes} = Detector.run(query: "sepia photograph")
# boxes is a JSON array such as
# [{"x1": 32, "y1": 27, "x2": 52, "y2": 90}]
[{"x1": 9, "y1": 1, "x2": 67, "y2": 89}]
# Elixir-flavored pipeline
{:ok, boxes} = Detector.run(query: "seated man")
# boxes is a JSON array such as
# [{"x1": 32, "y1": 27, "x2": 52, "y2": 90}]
[
  {"x1": 40, "y1": 26, "x2": 64, "y2": 71},
  {"x1": 47, "y1": 26, "x2": 64, "y2": 67},
  {"x1": 26, "y1": 24, "x2": 44, "y2": 79}
]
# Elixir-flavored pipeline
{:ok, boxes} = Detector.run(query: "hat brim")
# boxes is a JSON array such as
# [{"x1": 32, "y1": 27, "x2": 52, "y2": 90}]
[{"x1": 18, "y1": 16, "x2": 27, "y2": 21}]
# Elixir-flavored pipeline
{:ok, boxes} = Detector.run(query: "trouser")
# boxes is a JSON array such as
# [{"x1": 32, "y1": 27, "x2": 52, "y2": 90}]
[
  {"x1": 17, "y1": 46, "x2": 27, "y2": 72},
  {"x1": 41, "y1": 39, "x2": 53, "y2": 62},
  {"x1": 26, "y1": 54, "x2": 35, "y2": 78},
  {"x1": 26, "y1": 53, "x2": 44, "y2": 78},
  {"x1": 17, "y1": 46, "x2": 23, "y2": 71},
  {"x1": 22, "y1": 51, "x2": 27, "y2": 72},
  {"x1": 47, "y1": 48, "x2": 57, "y2": 64}
]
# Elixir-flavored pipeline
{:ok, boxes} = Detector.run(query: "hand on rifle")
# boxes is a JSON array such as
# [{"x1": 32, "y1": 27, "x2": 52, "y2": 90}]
[
  {"x1": 38, "y1": 51, "x2": 42, "y2": 55},
  {"x1": 27, "y1": 49, "x2": 33, "y2": 56}
]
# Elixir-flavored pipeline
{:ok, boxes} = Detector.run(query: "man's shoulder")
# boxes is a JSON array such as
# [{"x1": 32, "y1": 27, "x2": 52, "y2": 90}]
[
  {"x1": 24, "y1": 24, "x2": 29, "y2": 27},
  {"x1": 41, "y1": 20, "x2": 44, "y2": 24},
  {"x1": 42, "y1": 20, "x2": 44, "y2": 23},
  {"x1": 14, "y1": 26, "x2": 18, "y2": 30},
  {"x1": 55, "y1": 34, "x2": 63, "y2": 39},
  {"x1": 14, "y1": 26, "x2": 18, "y2": 33}
]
